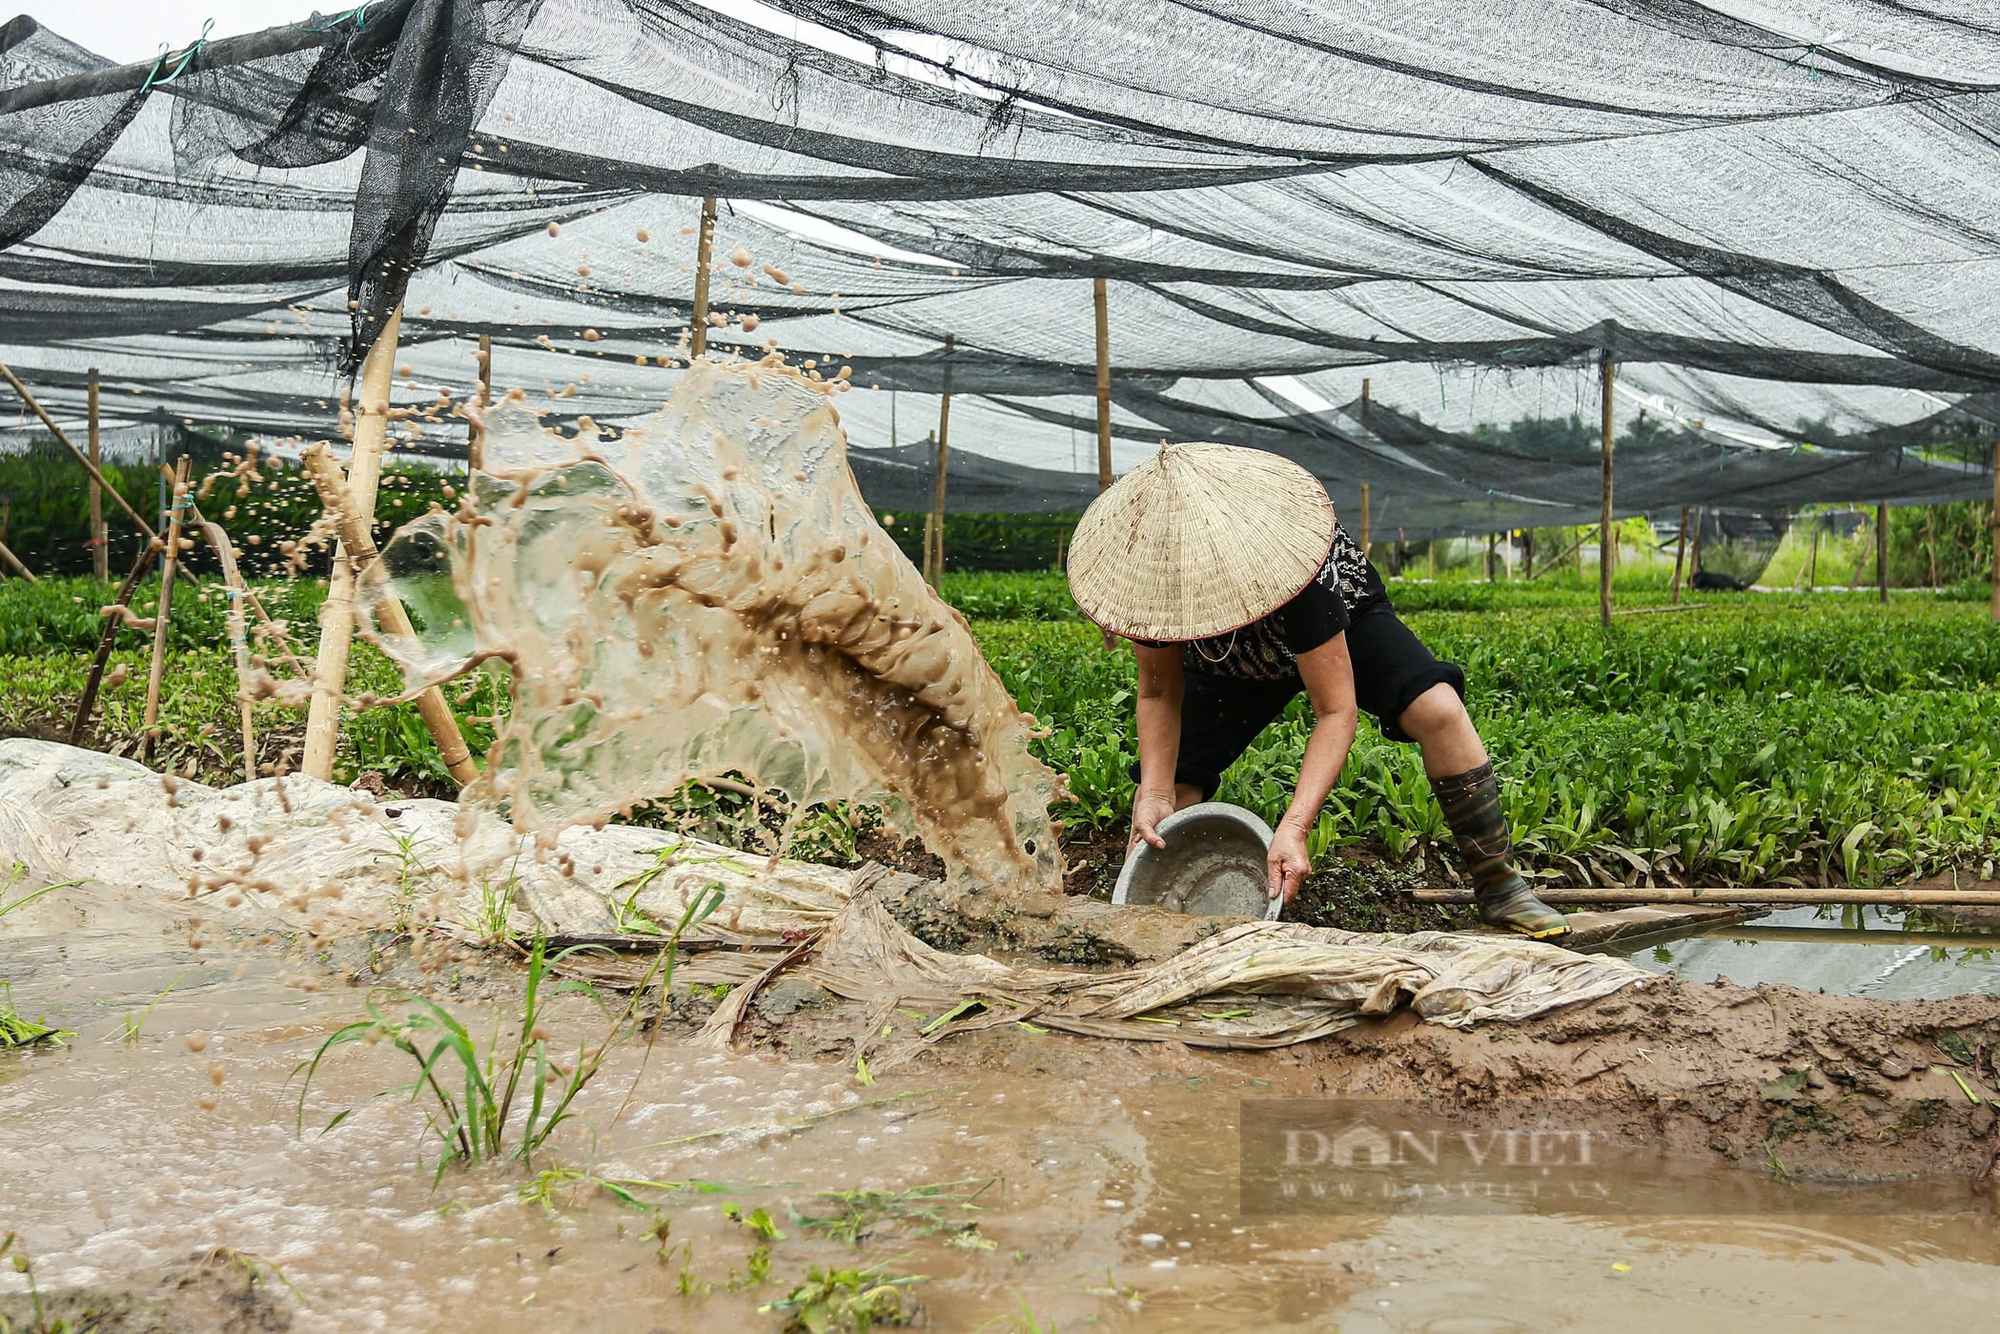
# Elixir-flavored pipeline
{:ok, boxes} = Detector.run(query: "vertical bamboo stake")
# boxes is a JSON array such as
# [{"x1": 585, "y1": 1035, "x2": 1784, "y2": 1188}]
[
  {"x1": 303, "y1": 303, "x2": 403, "y2": 781},
  {"x1": 470, "y1": 333, "x2": 492, "y2": 472},
  {"x1": 1486, "y1": 531, "x2": 1497, "y2": 582},
  {"x1": 302, "y1": 444, "x2": 479, "y2": 786},
  {"x1": 1361, "y1": 377, "x2": 1371, "y2": 430},
  {"x1": 199, "y1": 519, "x2": 258, "y2": 782},
  {"x1": 71, "y1": 539, "x2": 156, "y2": 745},
  {"x1": 1094, "y1": 276, "x2": 1112, "y2": 494},
  {"x1": 1599, "y1": 354, "x2": 1615, "y2": 628},
  {"x1": 87, "y1": 367, "x2": 107, "y2": 581},
  {"x1": 1670, "y1": 503, "x2": 1689, "y2": 605},
  {"x1": 1877, "y1": 498, "x2": 1889, "y2": 603},
  {"x1": 0, "y1": 363, "x2": 156, "y2": 546},
  {"x1": 140, "y1": 456, "x2": 191, "y2": 762},
  {"x1": 1990, "y1": 436, "x2": 1999, "y2": 624},
  {"x1": 1808, "y1": 524, "x2": 1820, "y2": 590},
  {"x1": 927, "y1": 334, "x2": 955, "y2": 587},
  {"x1": 1523, "y1": 529, "x2": 1534, "y2": 581},
  {"x1": 690, "y1": 196, "x2": 717, "y2": 358}
]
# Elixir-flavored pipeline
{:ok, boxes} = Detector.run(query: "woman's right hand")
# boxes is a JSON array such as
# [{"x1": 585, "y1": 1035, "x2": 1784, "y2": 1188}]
[{"x1": 1130, "y1": 788, "x2": 1177, "y2": 851}]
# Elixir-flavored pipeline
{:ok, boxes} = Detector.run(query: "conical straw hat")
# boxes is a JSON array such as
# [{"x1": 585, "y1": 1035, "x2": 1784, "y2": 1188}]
[{"x1": 1066, "y1": 442, "x2": 1335, "y2": 641}]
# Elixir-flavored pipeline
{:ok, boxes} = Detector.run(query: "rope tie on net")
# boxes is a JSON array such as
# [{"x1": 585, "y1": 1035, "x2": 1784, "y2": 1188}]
[
  {"x1": 138, "y1": 19, "x2": 214, "y2": 94},
  {"x1": 292, "y1": 3, "x2": 377, "y2": 34}
]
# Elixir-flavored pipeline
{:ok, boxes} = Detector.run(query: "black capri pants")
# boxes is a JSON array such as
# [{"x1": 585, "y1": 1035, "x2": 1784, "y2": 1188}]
[{"x1": 1148, "y1": 605, "x2": 1466, "y2": 801}]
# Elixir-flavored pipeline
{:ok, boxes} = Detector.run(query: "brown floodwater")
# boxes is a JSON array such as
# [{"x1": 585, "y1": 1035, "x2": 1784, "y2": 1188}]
[{"x1": 6, "y1": 908, "x2": 2000, "y2": 1332}]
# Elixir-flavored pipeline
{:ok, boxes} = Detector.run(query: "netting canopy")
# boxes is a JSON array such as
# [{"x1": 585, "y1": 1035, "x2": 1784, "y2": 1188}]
[{"x1": 1, "y1": 0, "x2": 1995, "y2": 533}]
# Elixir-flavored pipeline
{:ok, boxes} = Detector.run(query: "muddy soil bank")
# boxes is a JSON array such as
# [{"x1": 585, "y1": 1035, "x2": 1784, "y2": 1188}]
[
  {"x1": 745, "y1": 962, "x2": 2000, "y2": 1189},
  {"x1": 0, "y1": 1249, "x2": 295, "y2": 1334}
]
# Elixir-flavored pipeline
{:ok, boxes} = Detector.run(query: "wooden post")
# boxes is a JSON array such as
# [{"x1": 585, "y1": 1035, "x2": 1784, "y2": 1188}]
[
  {"x1": 1599, "y1": 354, "x2": 1615, "y2": 628},
  {"x1": 1361, "y1": 377, "x2": 1370, "y2": 431},
  {"x1": 70, "y1": 540, "x2": 156, "y2": 745},
  {"x1": 1807, "y1": 523, "x2": 1820, "y2": 591},
  {"x1": 689, "y1": 196, "x2": 717, "y2": 358},
  {"x1": 87, "y1": 367, "x2": 107, "y2": 581},
  {"x1": 1990, "y1": 437, "x2": 1999, "y2": 624},
  {"x1": 1358, "y1": 482, "x2": 1371, "y2": 555},
  {"x1": 140, "y1": 456, "x2": 191, "y2": 762},
  {"x1": 470, "y1": 334, "x2": 492, "y2": 471},
  {"x1": 199, "y1": 519, "x2": 258, "y2": 783},
  {"x1": 1486, "y1": 531, "x2": 1497, "y2": 582},
  {"x1": 1670, "y1": 504, "x2": 1689, "y2": 605},
  {"x1": 302, "y1": 444, "x2": 479, "y2": 786},
  {"x1": 1877, "y1": 498, "x2": 1890, "y2": 603},
  {"x1": 927, "y1": 335, "x2": 955, "y2": 587},
  {"x1": 1094, "y1": 276, "x2": 1113, "y2": 494},
  {"x1": 303, "y1": 304, "x2": 403, "y2": 782},
  {"x1": 0, "y1": 363, "x2": 157, "y2": 547}
]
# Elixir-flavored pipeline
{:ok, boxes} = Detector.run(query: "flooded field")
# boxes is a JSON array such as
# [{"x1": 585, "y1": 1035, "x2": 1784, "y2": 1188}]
[
  {"x1": 7, "y1": 892, "x2": 2000, "y2": 1332},
  {"x1": 1621, "y1": 906, "x2": 2000, "y2": 1000}
]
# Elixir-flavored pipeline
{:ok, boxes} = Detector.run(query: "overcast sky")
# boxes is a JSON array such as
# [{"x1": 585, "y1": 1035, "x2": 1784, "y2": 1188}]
[{"x1": 25, "y1": 1, "x2": 313, "y2": 63}]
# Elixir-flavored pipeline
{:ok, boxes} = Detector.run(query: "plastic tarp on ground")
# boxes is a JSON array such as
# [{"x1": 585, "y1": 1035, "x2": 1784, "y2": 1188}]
[
  {"x1": 0, "y1": 2, "x2": 1994, "y2": 533},
  {"x1": 0, "y1": 737, "x2": 1649, "y2": 1049}
]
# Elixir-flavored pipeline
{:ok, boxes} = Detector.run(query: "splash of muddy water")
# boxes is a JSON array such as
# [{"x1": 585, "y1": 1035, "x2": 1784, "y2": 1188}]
[{"x1": 364, "y1": 359, "x2": 1063, "y2": 896}]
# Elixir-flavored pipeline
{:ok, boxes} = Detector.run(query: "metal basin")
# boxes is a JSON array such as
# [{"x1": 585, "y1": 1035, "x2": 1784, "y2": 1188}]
[{"x1": 1112, "y1": 801, "x2": 1282, "y2": 921}]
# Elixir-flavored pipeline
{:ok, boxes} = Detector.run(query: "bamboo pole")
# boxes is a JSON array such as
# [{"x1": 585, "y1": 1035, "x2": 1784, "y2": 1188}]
[
  {"x1": 927, "y1": 334, "x2": 955, "y2": 587},
  {"x1": 1669, "y1": 503, "x2": 1689, "y2": 605},
  {"x1": 198, "y1": 519, "x2": 258, "y2": 783},
  {"x1": 689, "y1": 196, "x2": 717, "y2": 358},
  {"x1": 70, "y1": 539, "x2": 156, "y2": 745},
  {"x1": 1807, "y1": 523, "x2": 1820, "y2": 591},
  {"x1": 303, "y1": 304, "x2": 402, "y2": 781},
  {"x1": 300, "y1": 443, "x2": 478, "y2": 786},
  {"x1": 0, "y1": 535, "x2": 34, "y2": 582},
  {"x1": 1358, "y1": 481, "x2": 1371, "y2": 555},
  {"x1": 1416, "y1": 886, "x2": 2000, "y2": 907},
  {"x1": 0, "y1": 362, "x2": 157, "y2": 545},
  {"x1": 1599, "y1": 354, "x2": 1615, "y2": 627},
  {"x1": 140, "y1": 456, "x2": 191, "y2": 762},
  {"x1": 1093, "y1": 276, "x2": 1112, "y2": 494},
  {"x1": 1877, "y1": 497, "x2": 1889, "y2": 602},
  {"x1": 1991, "y1": 436, "x2": 1999, "y2": 624},
  {"x1": 1486, "y1": 531, "x2": 1497, "y2": 582},
  {"x1": 470, "y1": 333, "x2": 492, "y2": 472},
  {"x1": 87, "y1": 367, "x2": 106, "y2": 581},
  {"x1": 1529, "y1": 529, "x2": 1590, "y2": 580},
  {"x1": 172, "y1": 488, "x2": 306, "y2": 678}
]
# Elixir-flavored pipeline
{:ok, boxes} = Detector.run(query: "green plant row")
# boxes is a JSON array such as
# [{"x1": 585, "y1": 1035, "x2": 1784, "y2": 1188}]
[
  {"x1": 975, "y1": 619, "x2": 2000, "y2": 886},
  {"x1": 5, "y1": 600, "x2": 1997, "y2": 887}
]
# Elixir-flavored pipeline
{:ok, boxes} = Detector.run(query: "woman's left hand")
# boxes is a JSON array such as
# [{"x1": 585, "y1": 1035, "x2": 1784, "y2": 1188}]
[{"x1": 1266, "y1": 820, "x2": 1311, "y2": 902}]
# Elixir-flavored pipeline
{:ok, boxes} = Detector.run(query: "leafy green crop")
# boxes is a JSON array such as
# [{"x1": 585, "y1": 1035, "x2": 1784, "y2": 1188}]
[{"x1": 3, "y1": 574, "x2": 1995, "y2": 890}]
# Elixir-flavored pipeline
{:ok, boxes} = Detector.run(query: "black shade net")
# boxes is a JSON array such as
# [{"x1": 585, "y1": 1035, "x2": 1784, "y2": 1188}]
[{"x1": 0, "y1": 0, "x2": 1994, "y2": 537}]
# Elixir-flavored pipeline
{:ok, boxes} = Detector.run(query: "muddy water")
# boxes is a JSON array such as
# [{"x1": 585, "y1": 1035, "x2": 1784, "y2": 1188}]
[
  {"x1": 1620, "y1": 906, "x2": 2000, "y2": 1000},
  {"x1": 6, "y1": 919, "x2": 2000, "y2": 1331}
]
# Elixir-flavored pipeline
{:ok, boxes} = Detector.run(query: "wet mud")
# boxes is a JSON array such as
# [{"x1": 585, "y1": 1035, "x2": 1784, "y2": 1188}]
[{"x1": 8, "y1": 872, "x2": 2000, "y2": 1332}]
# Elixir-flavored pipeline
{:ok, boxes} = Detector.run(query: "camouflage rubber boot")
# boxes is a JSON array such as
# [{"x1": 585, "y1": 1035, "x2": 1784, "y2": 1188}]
[{"x1": 1429, "y1": 762, "x2": 1569, "y2": 940}]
